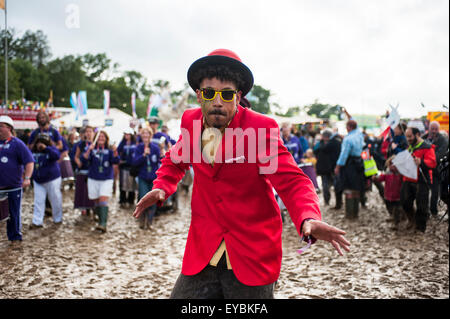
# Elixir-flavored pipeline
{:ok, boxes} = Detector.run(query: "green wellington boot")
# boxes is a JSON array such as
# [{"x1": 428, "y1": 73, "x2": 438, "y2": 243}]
[{"x1": 95, "y1": 206, "x2": 108, "y2": 233}]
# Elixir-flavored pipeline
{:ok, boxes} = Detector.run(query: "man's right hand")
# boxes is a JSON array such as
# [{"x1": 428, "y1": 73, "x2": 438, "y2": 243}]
[{"x1": 133, "y1": 188, "x2": 166, "y2": 218}]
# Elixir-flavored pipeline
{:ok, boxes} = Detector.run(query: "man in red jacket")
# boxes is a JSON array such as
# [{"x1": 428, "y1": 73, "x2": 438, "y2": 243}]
[
  {"x1": 399, "y1": 127, "x2": 436, "y2": 233},
  {"x1": 133, "y1": 49, "x2": 350, "y2": 299}
]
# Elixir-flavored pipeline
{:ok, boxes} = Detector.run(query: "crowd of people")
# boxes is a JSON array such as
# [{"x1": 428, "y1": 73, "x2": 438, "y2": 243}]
[
  {"x1": 280, "y1": 109, "x2": 449, "y2": 234},
  {"x1": 0, "y1": 48, "x2": 448, "y2": 300},
  {"x1": 1, "y1": 107, "x2": 449, "y2": 246},
  {"x1": 0, "y1": 111, "x2": 177, "y2": 245},
  {"x1": 1, "y1": 105, "x2": 448, "y2": 247}
]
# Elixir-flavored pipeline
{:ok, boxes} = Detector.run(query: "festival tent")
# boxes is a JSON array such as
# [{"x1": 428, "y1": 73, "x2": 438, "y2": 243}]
[
  {"x1": 50, "y1": 107, "x2": 133, "y2": 144},
  {"x1": 266, "y1": 114, "x2": 324, "y2": 125}
]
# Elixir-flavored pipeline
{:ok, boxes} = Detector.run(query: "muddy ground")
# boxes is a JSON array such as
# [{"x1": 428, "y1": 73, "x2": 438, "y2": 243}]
[{"x1": 0, "y1": 182, "x2": 448, "y2": 299}]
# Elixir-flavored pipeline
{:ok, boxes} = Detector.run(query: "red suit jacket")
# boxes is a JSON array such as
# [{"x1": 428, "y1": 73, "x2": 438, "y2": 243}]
[{"x1": 153, "y1": 105, "x2": 321, "y2": 286}]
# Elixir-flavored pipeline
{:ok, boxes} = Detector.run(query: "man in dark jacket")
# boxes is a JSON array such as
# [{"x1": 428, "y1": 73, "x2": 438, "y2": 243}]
[
  {"x1": 314, "y1": 129, "x2": 342, "y2": 206},
  {"x1": 422, "y1": 121, "x2": 449, "y2": 216}
]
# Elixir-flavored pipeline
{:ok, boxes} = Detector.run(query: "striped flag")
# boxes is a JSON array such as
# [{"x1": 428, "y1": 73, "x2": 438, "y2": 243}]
[
  {"x1": 70, "y1": 92, "x2": 79, "y2": 120},
  {"x1": 77, "y1": 90, "x2": 88, "y2": 116},
  {"x1": 131, "y1": 92, "x2": 137, "y2": 118},
  {"x1": 103, "y1": 90, "x2": 110, "y2": 115}
]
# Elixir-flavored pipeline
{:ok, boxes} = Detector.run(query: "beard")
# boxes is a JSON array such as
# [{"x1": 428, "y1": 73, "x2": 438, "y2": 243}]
[{"x1": 38, "y1": 119, "x2": 48, "y2": 126}]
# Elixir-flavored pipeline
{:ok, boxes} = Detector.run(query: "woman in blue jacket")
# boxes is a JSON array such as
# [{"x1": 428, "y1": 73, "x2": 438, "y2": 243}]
[
  {"x1": 30, "y1": 134, "x2": 63, "y2": 228},
  {"x1": 132, "y1": 127, "x2": 160, "y2": 229},
  {"x1": 117, "y1": 128, "x2": 138, "y2": 208},
  {"x1": 83, "y1": 130, "x2": 120, "y2": 232}
]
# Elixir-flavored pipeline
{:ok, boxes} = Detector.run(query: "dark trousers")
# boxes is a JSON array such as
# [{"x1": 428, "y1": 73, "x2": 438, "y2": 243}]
[
  {"x1": 119, "y1": 190, "x2": 135, "y2": 204},
  {"x1": 401, "y1": 181, "x2": 429, "y2": 232},
  {"x1": 320, "y1": 174, "x2": 337, "y2": 205},
  {"x1": 430, "y1": 169, "x2": 440, "y2": 215},
  {"x1": 386, "y1": 200, "x2": 402, "y2": 224},
  {"x1": 5, "y1": 189, "x2": 23, "y2": 241},
  {"x1": 170, "y1": 255, "x2": 274, "y2": 299}
]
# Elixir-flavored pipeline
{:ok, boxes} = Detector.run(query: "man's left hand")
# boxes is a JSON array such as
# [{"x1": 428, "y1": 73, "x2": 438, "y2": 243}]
[{"x1": 302, "y1": 219, "x2": 351, "y2": 256}]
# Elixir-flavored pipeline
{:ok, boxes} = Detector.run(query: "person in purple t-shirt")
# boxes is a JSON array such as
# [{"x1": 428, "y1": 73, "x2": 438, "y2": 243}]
[
  {"x1": 0, "y1": 116, "x2": 34, "y2": 245},
  {"x1": 29, "y1": 134, "x2": 63, "y2": 229},
  {"x1": 82, "y1": 130, "x2": 120, "y2": 232},
  {"x1": 28, "y1": 110, "x2": 63, "y2": 152}
]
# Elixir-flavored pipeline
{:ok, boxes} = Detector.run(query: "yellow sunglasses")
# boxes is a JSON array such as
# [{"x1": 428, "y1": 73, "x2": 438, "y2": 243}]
[{"x1": 200, "y1": 88, "x2": 237, "y2": 102}]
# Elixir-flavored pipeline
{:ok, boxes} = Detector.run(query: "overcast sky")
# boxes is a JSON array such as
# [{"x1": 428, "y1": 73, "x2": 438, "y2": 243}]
[{"x1": 3, "y1": 0, "x2": 449, "y2": 118}]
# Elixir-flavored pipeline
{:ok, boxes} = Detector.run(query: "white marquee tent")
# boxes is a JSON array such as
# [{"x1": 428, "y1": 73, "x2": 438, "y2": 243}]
[{"x1": 51, "y1": 108, "x2": 134, "y2": 145}]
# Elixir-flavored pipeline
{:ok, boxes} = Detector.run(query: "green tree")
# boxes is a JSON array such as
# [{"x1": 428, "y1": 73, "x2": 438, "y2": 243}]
[
  {"x1": 11, "y1": 58, "x2": 51, "y2": 101},
  {"x1": 81, "y1": 53, "x2": 112, "y2": 82},
  {"x1": 15, "y1": 30, "x2": 52, "y2": 67},
  {"x1": 303, "y1": 99, "x2": 343, "y2": 119},
  {"x1": 0, "y1": 28, "x2": 22, "y2": 60},
  {"x1": 47, "y1": 55, "x2": 87, "y2": 106},
  {"x1": 0, "y1": 58, "x2": 21, "y2": 101},
  {"x1": 247, "y1": 84, "x2": 271, "y2": 114}
]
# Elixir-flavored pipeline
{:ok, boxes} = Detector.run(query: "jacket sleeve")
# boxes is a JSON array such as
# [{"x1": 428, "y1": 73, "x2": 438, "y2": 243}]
[
  {"x1": 152, "y1": 113, "x2": 191, "y2": 201},
  {"x1": 257, "y1": 119, "x2": 321, "y2": 238},
  {"x1": 111, "y1": 150, "x2": 120, "y2": 164},
  {"x1": 422, "y1": 145, "x2": 437, "y2": 170}
]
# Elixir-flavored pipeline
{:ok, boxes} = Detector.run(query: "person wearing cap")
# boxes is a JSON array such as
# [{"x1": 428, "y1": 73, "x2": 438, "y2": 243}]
[
  {"x1": 117, "y1": 127, "x2": 138, "y2": 208},
  {"x1": 133, "y1": 49, "x2": 350, "y2": 299},
  {"x1": 29, "y1": 134, "x2": 63, "y2": 228},
  {"x1": 0, "y1": 116, "x2": 34, "y2": 244},
  {"x1": 148, "y1": 117, "x2": 168, "y2": 154}
]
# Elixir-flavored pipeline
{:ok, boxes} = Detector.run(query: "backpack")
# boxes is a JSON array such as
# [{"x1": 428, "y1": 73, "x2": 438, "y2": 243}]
[{"x1": 438, "y1": 150, "x2": 449, "y2": 205}]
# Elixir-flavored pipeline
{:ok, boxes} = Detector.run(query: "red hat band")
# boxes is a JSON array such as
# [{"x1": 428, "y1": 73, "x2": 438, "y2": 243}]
[{"x1": 207, "y1": 49, "x2": 242, "y2": 62}]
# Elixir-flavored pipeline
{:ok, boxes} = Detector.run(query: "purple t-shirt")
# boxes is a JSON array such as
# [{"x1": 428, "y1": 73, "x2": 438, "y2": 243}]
[
  {"x1": 28, "y1": 127, "x2": 62, "y2": 146},
  {"x1": 0, "y1": 137, "x2": 34, "y2": 188},
  {"x1": 32, "y1": 146, "x2": 61, "y2": 184}
]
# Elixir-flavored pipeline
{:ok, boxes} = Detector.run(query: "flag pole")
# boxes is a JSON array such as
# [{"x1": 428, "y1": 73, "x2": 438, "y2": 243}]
[{"x1": 4, "y1": 0, "x2": 7, "y2": 105}]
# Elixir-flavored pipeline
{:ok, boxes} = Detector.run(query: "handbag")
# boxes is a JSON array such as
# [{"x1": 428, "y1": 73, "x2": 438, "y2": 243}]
[
  {"x1": 361, "y1": 150, "x2": 378, "y2": 177},
  {"x1": 130, "y1": 165, "x2": 140, "y2": 177}
]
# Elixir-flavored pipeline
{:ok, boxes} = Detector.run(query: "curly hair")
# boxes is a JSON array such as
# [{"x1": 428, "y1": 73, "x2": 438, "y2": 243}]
[{"x1": 191, "y1": 64, "x2": 245, "y2": 91}]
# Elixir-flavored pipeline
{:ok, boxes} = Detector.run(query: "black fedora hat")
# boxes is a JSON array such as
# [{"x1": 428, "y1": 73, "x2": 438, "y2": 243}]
[{"x1": 187, "y1": 49, "x2": 254, "y2": 97}]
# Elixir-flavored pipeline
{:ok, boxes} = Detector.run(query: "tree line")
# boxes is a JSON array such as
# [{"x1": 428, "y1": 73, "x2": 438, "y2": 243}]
[{"x1": 0, "y1": 28, "x2": 343, "y2": 119}]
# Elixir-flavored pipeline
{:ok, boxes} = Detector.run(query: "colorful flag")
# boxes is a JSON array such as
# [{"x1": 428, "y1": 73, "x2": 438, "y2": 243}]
[
  {"x1": 148, "y1": 94, "x2": 163, "y2": 118},
  {"x1": 131, "y1": 92, "x2": 137, "y2": 118},
  {"x1": 77, "y1": 90, "x2": 88, "y2": 116},
  {"x1": 146, "y1": 94, "x2": 153, "y2": 118},
  {"x1": 70, "y1": 92, "x2": 78, "y2": 119},
  {"x1": 103, "y1": 90, "x2": 110, "y2": 115},
  {"x1": 386, "y1": 104, "x2": 400, "y2": 130},
  {"x1": 0, "y1": 0, "x2": 5, "y2": 10},
  {"x1": 379, "y1": 126, "x2": 391, "y2": 142}
]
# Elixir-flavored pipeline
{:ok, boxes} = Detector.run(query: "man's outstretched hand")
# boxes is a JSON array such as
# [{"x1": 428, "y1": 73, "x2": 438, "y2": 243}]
[
  {"x1": 302, "y1": 219, "x2": 351, "y2": 256},
  {"x1": 133, "y1": 188, "x2": 166, "y2": 218}
]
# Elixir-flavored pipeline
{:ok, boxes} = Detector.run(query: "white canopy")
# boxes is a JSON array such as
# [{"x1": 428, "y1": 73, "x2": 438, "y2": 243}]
[
  {"x1": 266, "y1": 114, "x2": 324, "y2": 125},
  {"x1": 51, "y1": 108, "x2": 134, "y2": 145}
]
